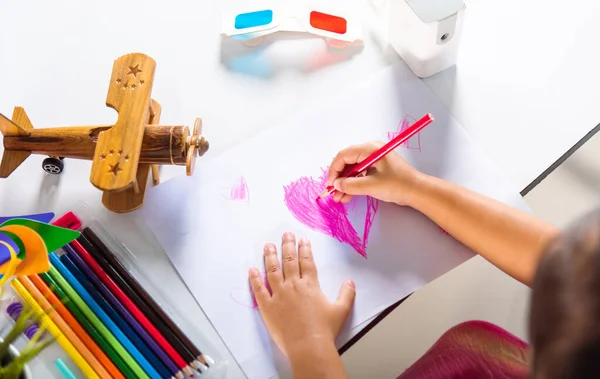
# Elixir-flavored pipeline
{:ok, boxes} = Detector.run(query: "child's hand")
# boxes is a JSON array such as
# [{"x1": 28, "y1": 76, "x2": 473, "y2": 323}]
[
  {"x1": 249, "y1": 233, "x2": 355, "y2": 358},
  {"x1": 327, "y1": 142, "x2": 422, "y2": 206}
]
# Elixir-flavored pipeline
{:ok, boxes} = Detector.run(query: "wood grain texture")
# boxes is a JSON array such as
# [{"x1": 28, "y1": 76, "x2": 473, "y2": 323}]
[
  {"x1": 150, "y1": 101, "x2": 161, "y2": 186},
  {"x1": 0, "y1": 113, "x2": 30, "y2": 137},
  {"x1": 0, "y1": 109, "x2": 32, "y2": 177},
  {"x1": 11, "y1": 106, "x2": 34, "y2": 130},
  {"x1": 4, "y1": 125, "x2": 188, "y2": 164},
  {"x1": 90, "y1": 53, "x2": 156, "y2": 191},
  {"x1": 0, "y1": 150, "x2": 30, "y2": 178},
  {"x1": 102, "y1": 99, "x2": 162, "y2": 213},
  {"x1": 151, "y1": 165, "x2": 160, "y2": 185}
]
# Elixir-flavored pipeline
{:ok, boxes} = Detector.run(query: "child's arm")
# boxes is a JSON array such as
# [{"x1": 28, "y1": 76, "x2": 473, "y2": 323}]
[
  {"x1": 329, "y1": 142, "x2": 560, "y2": 286},
  {"x1": 288, "y1": 338, "x2": 348, "y2": 379},
  {"x1": 409, "y1": 174, "x2": 559, "y2": 285}
]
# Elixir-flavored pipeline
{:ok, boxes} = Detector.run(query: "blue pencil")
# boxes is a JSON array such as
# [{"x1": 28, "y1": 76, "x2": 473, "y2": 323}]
[
  {"x1": 59, "y1": 253, "x2": 174, "y2": 379},
  {"x1": 61, "y1": 246, "x2": 176, "y2": 378},
  {"x1": 49, "y1": 254, "x2": 163, "y2": 379}
]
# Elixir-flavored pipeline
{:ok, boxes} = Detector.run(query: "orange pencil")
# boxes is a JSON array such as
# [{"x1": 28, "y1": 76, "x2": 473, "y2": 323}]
[
  {"x1": 28, "y1": 274, "x2": 125, "y2": 379},
  {"x1": 18, "y1": 276, "x2": 111, "y2": 379}
]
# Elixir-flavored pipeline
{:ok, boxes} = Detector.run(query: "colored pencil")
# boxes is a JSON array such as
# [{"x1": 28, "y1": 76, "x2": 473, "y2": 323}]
[
  {"x1": 68, "y1": 237, "x2": 195, "y2": 377},
  {"x1": 28, "y1": 274, "x2": 125, "y2": 379},
  {"x1": 318, "y1": 113, "x2": 435, "y2": 199},
  {"x1": 61, "y1": 248, "x2": 177, "y2": 379},
  {"x1": 55, "y1": 358, "x2": 78, "y2": 379},
  {"x1": 39, "y1": 272, "x2": 137, "y2": 379},
  {"x1": 82, "y1": 227, "x2": 210, "y2": 366},
  {"x1": 48, "y1": 259, "x2": 154, "y2": 379},
  {"x1": 11, "y1": 278, "x2": 100, "y2": 379},
  {"x1": 51, "y1": 254, "x2": 160, "y2": 379},
  {"x1": 18, "y1": 276, "x2": 111, "y2": 378}
]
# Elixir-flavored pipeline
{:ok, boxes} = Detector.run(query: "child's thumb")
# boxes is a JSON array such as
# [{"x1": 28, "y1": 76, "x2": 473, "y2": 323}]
[
  {"x1": 334, "y1": 280, "x2": 356, "y2": 323},
  {"x1": 333, "y1": 176, "x2": 375, "y2": 195}
]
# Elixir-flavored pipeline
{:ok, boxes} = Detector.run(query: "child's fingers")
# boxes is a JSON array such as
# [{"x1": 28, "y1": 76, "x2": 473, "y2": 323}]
[
  {"x1": 281, "y1": 233, "x2": 300, "y2": 281},
  {"x1": 339, "y1": 194, "x2": 354, "y2": 204},
  {"x1": 333, "y1": 190, "x2": 344, "y2": 203},
  {"x1": 333, "y1": 280, "x2": 356, "y2": 332},
  {"x1": 327, "y1": 142, "x2": 384, "y2": 186},
  {"x1": 334, "y1": 175, "x2": 376, "y2": 196},
  {"x1": 298, "y1": 237, "x2": 318, "y2": 283},
  {"x1": 249, "y1": 268, "x2": 270, "y2": 307},
  {"x1": 264, "y1": 243, "x2": 284, "y2": 291}
]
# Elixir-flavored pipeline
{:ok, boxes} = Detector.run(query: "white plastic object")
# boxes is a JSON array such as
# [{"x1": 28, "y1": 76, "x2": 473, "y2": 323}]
[
  {"x1": 386, "y1": 0, "x2": 466, "y2": 78},
  {"x1": 221, "y1": 4, "x2": 363, "y2": 45}
]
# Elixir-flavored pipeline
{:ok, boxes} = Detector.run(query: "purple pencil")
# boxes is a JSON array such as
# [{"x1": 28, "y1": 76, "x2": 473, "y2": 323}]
[{"x1": 61, "y1": 246, "x2": 181, "y2": 378}]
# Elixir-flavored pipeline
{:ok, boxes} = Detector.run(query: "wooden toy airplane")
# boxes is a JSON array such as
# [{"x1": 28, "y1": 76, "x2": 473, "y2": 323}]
[{"x1": 0, "y1": 53, "x2": 209, "y2": 213}]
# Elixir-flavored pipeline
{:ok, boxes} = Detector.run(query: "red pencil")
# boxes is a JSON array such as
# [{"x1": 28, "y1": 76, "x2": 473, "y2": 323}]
[
  {"x1": 68, "y1": 238, "x2": 194, "y2": 376},
  {"x1": 317, "y1": 113, "x2": 434, "y2": 200}
]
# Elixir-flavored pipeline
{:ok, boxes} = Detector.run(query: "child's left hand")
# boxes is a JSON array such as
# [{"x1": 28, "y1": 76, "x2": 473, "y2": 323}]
[{"x1": 249, "y1": 232, "x2": 356, "y2": 358}]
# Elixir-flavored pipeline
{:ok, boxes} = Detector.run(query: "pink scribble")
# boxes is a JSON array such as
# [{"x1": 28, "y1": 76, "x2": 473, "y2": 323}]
[
  {"x1": 231, "y1": 271, "x2": 271, "y2": 310},
  {"x1": 221, "y1": 176, "x2": 250, "y2": 202},
  {"x1": 363, "y1": 197, "x2": 378, "y2": 247},
  {"x1": 387, "y1": 115, "x2": 422, "y2": 152},
  {"x1": 230, "y1": 288, "x2": 258, "y2": 309},
  {"x1": 283, "y1": 168, "x2": 379, "y2": 258}
]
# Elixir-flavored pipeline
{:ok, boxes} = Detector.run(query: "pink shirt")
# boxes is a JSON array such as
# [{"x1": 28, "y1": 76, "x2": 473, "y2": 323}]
[{"x1": 398, "y1": 321, "x2": 529, "y2": 379}]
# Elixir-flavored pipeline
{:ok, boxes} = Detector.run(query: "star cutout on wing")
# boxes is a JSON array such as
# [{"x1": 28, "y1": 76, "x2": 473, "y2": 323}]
[
  {"x1": 127, "y1": 64, "x2": 142, "y2": 78},
  {"x1": 108, "y1": 162, "x2": 123, "y2": 176}
]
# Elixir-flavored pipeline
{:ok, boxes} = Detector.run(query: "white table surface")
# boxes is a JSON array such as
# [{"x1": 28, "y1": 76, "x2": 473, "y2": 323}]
[{"x1": 1, "y1": 0, "x2": 600, "y2": 377}]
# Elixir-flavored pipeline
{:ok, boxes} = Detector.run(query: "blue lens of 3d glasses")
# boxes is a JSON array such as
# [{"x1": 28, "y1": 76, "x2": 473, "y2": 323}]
[{"x1": 235, "y1": 10, "x2": 274, "y2": 29}]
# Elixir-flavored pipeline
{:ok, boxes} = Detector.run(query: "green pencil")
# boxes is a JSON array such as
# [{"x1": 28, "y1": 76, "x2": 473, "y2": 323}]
[
  {"x1": 39, "y1": 272, "x2": 136, "y2": 379},
  {"x1": 45, "y1": 266, "x2": 148, "y2": 379}
]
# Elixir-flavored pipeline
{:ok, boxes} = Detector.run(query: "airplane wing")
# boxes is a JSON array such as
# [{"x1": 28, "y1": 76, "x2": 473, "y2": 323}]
[{"x1": 90, "y1": 53, "x2": 156, "y2": 192}]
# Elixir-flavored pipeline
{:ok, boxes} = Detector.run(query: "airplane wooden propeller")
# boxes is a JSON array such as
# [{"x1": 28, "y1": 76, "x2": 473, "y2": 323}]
[{"x1": 0, "y1": 53, "x2": 209, "y2": 213}]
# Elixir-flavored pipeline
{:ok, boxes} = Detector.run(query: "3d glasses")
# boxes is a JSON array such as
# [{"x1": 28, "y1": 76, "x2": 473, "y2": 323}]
[{"x1": 221, "y1": 6, "x2": 363, "y2": 45}]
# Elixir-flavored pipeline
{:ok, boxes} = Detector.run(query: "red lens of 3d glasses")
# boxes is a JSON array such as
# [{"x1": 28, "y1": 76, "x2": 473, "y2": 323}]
[{"x1": 309, "y1": 11, "x2": 347, "y2": 34}]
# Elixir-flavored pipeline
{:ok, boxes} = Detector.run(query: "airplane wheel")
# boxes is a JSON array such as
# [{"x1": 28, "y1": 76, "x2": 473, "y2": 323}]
[{"x1": 42, "y1": 157, "x2": 64, "y2": 174}]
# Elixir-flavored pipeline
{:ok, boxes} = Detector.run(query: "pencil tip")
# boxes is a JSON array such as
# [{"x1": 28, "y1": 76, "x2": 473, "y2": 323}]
[
  {"x1": 184, "y1": 367, "x2": 195, "y2": 376},
  {"x1": 194, "y1": 360, "x2": 208, "y2": 372},
  {"x1": 316, "y1": 190, "x2": 328, "y2": 201},
  {"x1": 203, "y1": 354, "x2": 216, "y2": 366}
]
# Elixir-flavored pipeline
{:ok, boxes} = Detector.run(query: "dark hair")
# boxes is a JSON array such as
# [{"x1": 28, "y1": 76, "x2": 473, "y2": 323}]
[{"x1": 529, "y1": 210, "x2": 600, "y2": 379}]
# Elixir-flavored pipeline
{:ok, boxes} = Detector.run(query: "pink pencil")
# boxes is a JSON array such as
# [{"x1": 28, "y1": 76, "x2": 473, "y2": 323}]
[{"x1": 317, "y1": 113, "x2": 434, "y2": 200}]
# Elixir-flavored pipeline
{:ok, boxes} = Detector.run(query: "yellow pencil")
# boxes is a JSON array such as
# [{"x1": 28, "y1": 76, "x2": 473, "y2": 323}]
[
  {"x1": 19, "y1": 276, "x2": 112, "y2": 378},
  {"x1": 11, "y1": 278, "x2": 100, "y2": 379}
]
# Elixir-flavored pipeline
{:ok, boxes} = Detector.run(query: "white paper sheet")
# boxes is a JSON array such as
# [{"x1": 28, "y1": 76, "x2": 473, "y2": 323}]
[{"x1": 140, "y1": 62, "x2": 529, "y2": 379}]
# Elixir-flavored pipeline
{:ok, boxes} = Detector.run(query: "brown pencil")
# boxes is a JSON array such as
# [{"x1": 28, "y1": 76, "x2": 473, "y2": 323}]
[{"x1": 81, "y1": 227, "x2": 210, "y2": 369}]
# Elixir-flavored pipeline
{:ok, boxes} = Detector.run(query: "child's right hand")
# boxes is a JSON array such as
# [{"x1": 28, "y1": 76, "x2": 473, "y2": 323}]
[{"x1": 326, "y1": 142, "x2": 423, "y2": 206}]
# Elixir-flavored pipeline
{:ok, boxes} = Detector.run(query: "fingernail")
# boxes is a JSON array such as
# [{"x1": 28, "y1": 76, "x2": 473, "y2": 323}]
[
  {"x1": 346, "y1": 279, "x2": 355, "y2": 288},
  {"x1": 249, "y1": 268, "x2": 259, "y2": 276},
  {"x1": 264, "y1": 243, "x2": 276, "y2": 253},
  {"x1": 298, "y1": 236, "x2": 310, "y2": 246},
  {"x1": 283, "y1": 232, "x2": 295, "y2": 241},
  {"x1": 333, "y1": 179, "x2": 342, "y2": 191}
]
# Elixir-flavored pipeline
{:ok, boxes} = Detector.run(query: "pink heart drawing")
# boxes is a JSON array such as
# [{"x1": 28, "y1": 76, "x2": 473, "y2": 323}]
[
  {"x1": 387, "y1": 115, "x2": 422, "y2": 152},
  {"x1": 283, "y1": 168, "x2": 379, "y2": 258},
  {"x1": 231, "y1": 271, "x2": 271, "y2": 309}
]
